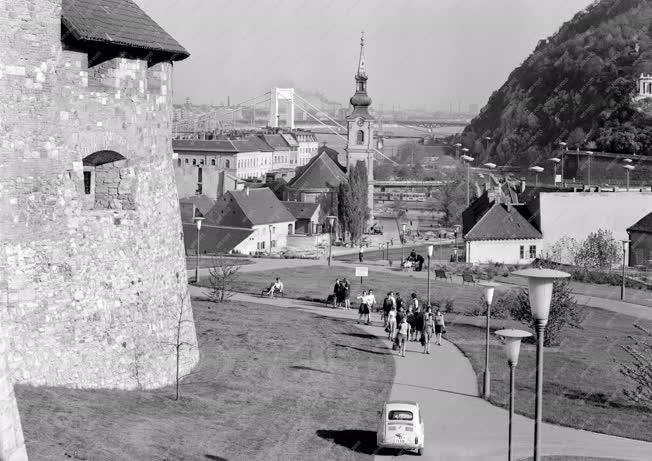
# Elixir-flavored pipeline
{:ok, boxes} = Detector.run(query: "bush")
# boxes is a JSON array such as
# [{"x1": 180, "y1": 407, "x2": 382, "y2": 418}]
[
  {"x1": 509, "y1": 279, "x2": 585, "y2": 347},
  {"x1": 470, "y1": 293, "x2": 511, "y2": 319}
]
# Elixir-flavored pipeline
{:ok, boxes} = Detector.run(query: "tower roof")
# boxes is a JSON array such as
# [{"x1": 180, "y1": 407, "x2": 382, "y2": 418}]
[
  {"x1": 349, "y1": 31, "x2": 372, "y2": 117},
  {"x1": 356, "y1": 31, "x2": 367, "y2": 79}
]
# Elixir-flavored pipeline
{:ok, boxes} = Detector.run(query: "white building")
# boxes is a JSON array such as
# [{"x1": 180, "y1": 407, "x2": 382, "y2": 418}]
[
  {"x1": 202, "y1": 187, "x2": 295, "y2": 255},
  {"x1": 293, "y1": 131, "x2": 319, "y2": 166}
]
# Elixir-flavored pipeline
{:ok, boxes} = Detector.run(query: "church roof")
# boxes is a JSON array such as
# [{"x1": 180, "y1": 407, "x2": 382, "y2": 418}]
[
  {"x1": 287, "y1": 150, "x2": 347, "y2": 191},
  {"x1": 62, "y1": 0, "x2": 189, "y2": 60},
  {"x1": 282, "y1": 201, "x2": 320, "y2": 220},
  {"x1": 205, "y1": 188, "x2": 295, "y2": 227}
]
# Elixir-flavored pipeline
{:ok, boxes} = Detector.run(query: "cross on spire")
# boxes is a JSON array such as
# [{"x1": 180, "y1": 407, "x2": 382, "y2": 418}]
[{"x1": 357, "y1": 30, "x2": 367, "y2": 79}]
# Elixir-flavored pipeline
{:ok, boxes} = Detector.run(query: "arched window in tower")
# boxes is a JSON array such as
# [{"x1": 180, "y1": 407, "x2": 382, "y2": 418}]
[
  {"x1": 357, "y1": 81, "x2": 365, "y2": 92},
  {"x1": 82, "y1": 150, "x2": 135, "y2": 211},
  {"x1": 357, "y1": 130, "x2": 365, "y2": 145}
]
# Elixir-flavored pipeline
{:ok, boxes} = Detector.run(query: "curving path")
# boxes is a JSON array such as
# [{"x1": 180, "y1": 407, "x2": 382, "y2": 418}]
[{"x1": 188, "y1": 285, "x2": 652, "y2": 460}]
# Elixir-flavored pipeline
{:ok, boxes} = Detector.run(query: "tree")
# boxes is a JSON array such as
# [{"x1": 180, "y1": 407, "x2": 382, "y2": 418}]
[
  {"x1": 208, "y1": 256, "x2": 241, "y2": 303},
  {"x1": 509, "y1": 279, "x2": 584, "y2": 347},
  {"x1": 337, "y1": 161, "x2": 370, "y2": 243},
  {"x1": 435, "y1": 166, "x2": 466, "y2": 227},
  {"x1": 574, "y1": 229, "x2": 620, "y2": 270},
  {"x1": 164, "y1": 289, "x2": 198, "y2": 400},
  {"x1": 619, "y1": 324, "x2": 652, "y2": 403}
]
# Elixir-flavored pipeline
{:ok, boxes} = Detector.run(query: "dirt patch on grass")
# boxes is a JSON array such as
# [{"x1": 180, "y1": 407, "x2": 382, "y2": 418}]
[{"x1": 16, "y1": 299, "x2": 394, "y2": 460}]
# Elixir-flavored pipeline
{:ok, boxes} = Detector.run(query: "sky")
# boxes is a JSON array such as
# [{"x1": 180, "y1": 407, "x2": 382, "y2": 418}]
[{"x1": 137, "y1": 0, "x2": 595, "y2": 111}]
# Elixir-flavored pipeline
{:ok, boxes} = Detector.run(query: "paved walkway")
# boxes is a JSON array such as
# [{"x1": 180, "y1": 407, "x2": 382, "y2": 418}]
[{"x1": 188, "y1": 286, "x2": 652, "y2": 460}]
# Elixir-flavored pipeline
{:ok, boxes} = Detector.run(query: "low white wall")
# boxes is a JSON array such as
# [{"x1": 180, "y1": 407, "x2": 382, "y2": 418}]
[{"x1": 466, "y1": 239, "x2": 542, "y2": 264}]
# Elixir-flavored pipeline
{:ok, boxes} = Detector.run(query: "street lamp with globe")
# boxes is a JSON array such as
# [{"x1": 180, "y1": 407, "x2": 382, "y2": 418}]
[
  {"x1": 623, "y1": 164, "x2": 635, "y2": 191},
  {"x1": 193, "y1": 216, "x2": 205, "y2": 284},
  {"x1": 427, "y1": 245, "x2": 434, "y2": 305},
  {"x1": 513, "y1": 268, "x2": 570, "y2": 461},
  {"x1": 479, "y1": 281, "x2": 499, "y2": 399},
  {"x1": 495, "y1": 328, "x2": 533, "y2": 461},
  {"x1": 326, "y1": 215, "x2": 336, "y2": 267},
  {"x1": 529, "y1": 165, "x2": 544, "y2": 187}
]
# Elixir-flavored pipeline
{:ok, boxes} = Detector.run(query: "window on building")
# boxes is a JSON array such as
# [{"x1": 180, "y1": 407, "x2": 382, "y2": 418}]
[
  {"x1": 199, "y1": 159, "x2": 204, "y2": 165},
  {"x1": 529, "y1": 245, "x2": 537, "y2": 259},
  {"x1": 211, "y1": 159, "x2": 216, "y2": 166},
  {"x1": 83, "y1": 171, "x2": 92, "y2": 194},
  {"x1": 177, "y1": 158, "x2": 181, "y2": 167},
  {"x1": 196, "y1": 167, "x2": 202, "y2": 195},
  {"x1": 225, "y1": 159, "x2": 230, "y2": 168},
  {"x1": 192, "y1": 159, "x2": 196, "y2": 165},
  {"x1": 271, "y1": 240, "x2": 276, "y2": 248},
  {"x1": 185, "y1": 158, "x2": 189, "y2": 164},
  {"x1": 357, "y1": 130, "x2": 365, "y2": 145},
  {"x1": 519, "y1": 245, "x2": 525, "y2": 259}
]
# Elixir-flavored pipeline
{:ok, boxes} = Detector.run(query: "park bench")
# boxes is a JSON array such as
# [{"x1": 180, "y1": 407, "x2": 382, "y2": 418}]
[
  {"x1": 462, "y1": 273, "x2": 476, "y2": 285},
  {"x1": 260, "y1": 287, "x2": 285, "y2": 298},
  {"x1": 434, "y1": 269, "x2": 452, "y2": 282}
]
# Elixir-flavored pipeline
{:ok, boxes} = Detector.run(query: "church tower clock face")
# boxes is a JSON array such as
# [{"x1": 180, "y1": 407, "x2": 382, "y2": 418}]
[{"x1": 356, "y1": 117, "x2": 365, "y2": 127}]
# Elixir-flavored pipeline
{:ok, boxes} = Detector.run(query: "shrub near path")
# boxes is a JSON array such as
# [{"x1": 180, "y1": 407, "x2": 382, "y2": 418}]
[{"x1": 16, "y1": 299, "x2": 394, "y2": 461}]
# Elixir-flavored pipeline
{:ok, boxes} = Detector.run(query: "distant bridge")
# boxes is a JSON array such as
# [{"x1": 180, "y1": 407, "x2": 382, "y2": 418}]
[{"x1": 373, "y1": 180, "x2": 453, "y2": 188}]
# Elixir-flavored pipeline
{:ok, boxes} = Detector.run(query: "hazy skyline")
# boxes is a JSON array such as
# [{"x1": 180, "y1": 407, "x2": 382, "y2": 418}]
[{"x1": 138, "y1": 0, "x2": 594, "y2": 111}]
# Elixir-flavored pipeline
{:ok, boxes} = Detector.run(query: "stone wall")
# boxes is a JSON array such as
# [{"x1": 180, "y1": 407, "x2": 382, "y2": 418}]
[{"x1": 0, "y1": 0, "x2": 198, "y2": 390}]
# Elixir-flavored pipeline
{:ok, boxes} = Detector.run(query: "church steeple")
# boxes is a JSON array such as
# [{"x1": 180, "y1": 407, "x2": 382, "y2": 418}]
[{"x1": 350, "y1": 31, "x2": 372, "y2": 116}]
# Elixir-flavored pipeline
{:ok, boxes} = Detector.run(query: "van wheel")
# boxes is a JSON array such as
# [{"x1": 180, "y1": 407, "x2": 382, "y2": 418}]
[{"x1": 417, "y1": 447, "x2": 423, "y2": 456}]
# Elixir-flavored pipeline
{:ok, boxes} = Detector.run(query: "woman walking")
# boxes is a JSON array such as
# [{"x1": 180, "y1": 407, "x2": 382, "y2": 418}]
[
  {"x1": 357, "y1": 290, "x2": 371, "y2": 325},
  {"x1": 434, "y1": 309, "x2": 446, "y2": 346},
  {"x1": 386, "y1": 306, "x2": 397, "y2": 340},
  {"x1": 396, "y1": 316, "x2": 411, "y2": 357},
  {"x1": 421, "y1": 306, "x2": 435, "y2": 354}
]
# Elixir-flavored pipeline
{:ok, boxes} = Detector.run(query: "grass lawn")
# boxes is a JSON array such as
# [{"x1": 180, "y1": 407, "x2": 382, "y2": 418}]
[
  {"x1": 445, "y1": 308, "x2": 652, "y2": 441},
  {"x1": 186, "y1": 255, "x2": 252, "y2": 270},
  {"x1": 220, "y1": 265, "x2": 484, "y2": 310},
  {"x1": 16, "y1": 299, "x2": 394, "y2": 460},
  {"x1": 216, "y1": 264, "x2": 652, "y2": 441},
  {"x1": 335, "y1": 243, "x2": 455, "y2": 264}
]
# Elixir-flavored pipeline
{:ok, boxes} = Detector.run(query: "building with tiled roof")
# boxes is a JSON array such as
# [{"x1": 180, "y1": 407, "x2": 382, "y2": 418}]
[
  {"x1": 286, "y1": 149, "x2": 347, "y2": 212},
  {"x1": 203, "y1": 187, "x2": 296, "y2": 254},
  {"x1": 62, "y1": 0, "x2": 189, "y2": 64},
  {"x1": 282, "y1": 201, "x2": 320, "y2": 234},
  {"x1": 292, "y1": 131, "x2": 319, "y2": 166},
  {"x1": 626, "y1": 212, "x2": 652, "y2": 268},
  {"x1": 257, "y1": 134, "x2": 294, "y2": 170},
  {"x1": 183, "y1": 223, "x2": 254, "y2": 256},
  {"x1": 463, "y1": 190, "x2": 542, "y2": 264}
]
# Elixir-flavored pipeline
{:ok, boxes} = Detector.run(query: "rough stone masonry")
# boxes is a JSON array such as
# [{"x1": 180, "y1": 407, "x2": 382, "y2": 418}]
[{"x1": 0, "y1": 0, "x2": 199, "y2": 397}]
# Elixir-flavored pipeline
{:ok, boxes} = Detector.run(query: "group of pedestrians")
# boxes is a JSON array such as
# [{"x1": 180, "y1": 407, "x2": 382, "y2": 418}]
[
  {"x1": 331, "y1": 278, "x2": 351, "y2": 309},
  {"x1": 380, "y1": 291, "x2": 446, "y2": 357}
]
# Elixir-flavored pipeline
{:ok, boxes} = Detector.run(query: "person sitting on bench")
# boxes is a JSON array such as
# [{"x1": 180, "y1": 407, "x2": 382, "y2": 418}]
[{"x1": 267, "y1": 277, "x2": 284, "y2": 298}]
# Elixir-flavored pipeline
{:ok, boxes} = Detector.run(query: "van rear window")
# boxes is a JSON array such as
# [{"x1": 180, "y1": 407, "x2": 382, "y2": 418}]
[{"x1": 388, "y1": 410, "x2": 413, "y2": 421}]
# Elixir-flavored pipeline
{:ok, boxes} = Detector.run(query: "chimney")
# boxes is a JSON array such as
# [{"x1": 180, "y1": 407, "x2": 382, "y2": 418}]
[{"x1": 244, "y1": 185, "x2": 250, "y2": 196}]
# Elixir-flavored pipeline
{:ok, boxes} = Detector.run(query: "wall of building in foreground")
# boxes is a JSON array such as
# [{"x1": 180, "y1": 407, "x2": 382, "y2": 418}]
[
  {"x1": 0, "y1": 1, "x2": 198, "y2": 390},
  {"x1": 466, "y1": 239, "x2": 542, "y2": 265},
  {"x1": 539, "y1": 192, "x2": 652, "y2": 265}
]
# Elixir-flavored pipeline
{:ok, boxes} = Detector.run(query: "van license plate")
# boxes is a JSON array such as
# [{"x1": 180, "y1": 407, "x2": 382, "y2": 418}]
[{"x1": 394, "y1": 434, "x2": 403, "y2": 443}]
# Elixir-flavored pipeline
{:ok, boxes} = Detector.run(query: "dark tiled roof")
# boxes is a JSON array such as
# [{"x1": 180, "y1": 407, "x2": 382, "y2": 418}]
[
  {"x1": 179, "y1": 195, "x2": 215, "y2": 217},
  {"x1": 173, "y1": 139, "x2": 237, "y2": 152},
  {"x1": 245, "y1": 136, "x2": 274, "y2": 152},
  {"x1": 318, "y1": 145, "x2": 346, "y2": 171},
  {"x1": 280, "y1": 133, "x2": 299, "y2": 147},
  {"x1": 183, "y1": 224, "x2": 253, "y2": 254},
  {"x1": 628, "y1": 212, "x2": 652, "y2": 233},
  {"x1": 282, "y1": 201, "x2": 319, "y2": 220},
  {"x1": 258, "y1": 134, "x2": 290, "y2": 150},
  {"x1": 62, "y1": 0, "x2": 189, "y2": 59},
  {"x1": 464, "y1": 203, "x2": 542, "y2": 241},
  {"x1": 231, "y1": 139, "x2": 265, "y2": 153},
  {"x1": 206, "y1": 188, "x2": 295, "y2": 227},
  {"x1": 288, "y1": 151, "x2": 347, "y2": 191}
]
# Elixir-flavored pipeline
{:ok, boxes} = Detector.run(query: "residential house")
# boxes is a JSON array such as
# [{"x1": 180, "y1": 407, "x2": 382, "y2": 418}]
[
  {"x1": 463, "y1": 190, "x2": 542, "y2": 264},
  {"x1": 286, "y1": 145, "x2": 347, "y2": 211},
  {"x1": 257, "y1": 134, "x2": 294, "y2": 170},
  {"x1": 282, "y1": 201, "x2": 320, "y2": 234},
  {"x1": 627, "y1": 212, "x2": 652, "y2": 268},
  {"x1": 292, "y1": 130, "x2": 318, "y2": 166},
  {"x1": 203, "y1": 187, "x2": 296, "y2": 254}
]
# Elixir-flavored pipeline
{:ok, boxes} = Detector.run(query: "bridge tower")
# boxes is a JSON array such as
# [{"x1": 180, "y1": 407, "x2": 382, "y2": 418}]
[
  {"x1": 345, "y1": 32, "x2": 375, "y2": 224},
  {"x1": 269, "y1": 87, "x2": 295, "y2": 129}
]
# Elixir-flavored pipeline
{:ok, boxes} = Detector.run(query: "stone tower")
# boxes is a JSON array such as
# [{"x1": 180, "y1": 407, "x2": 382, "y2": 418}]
[
  {"x1": 345, "y1": 32, "x2": 375, "y2": 223},
  {"x1": 0, "y1": 0, "x2": 198, "y2": 391}
]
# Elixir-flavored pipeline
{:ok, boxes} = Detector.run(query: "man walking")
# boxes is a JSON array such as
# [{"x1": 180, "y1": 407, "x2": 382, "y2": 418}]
[
  {"x1": 343, "y1": 278, "x2": 351, "y2": 310},
  {"x1": 359, "y1": 246, "x2": 364, "y2": 263}
]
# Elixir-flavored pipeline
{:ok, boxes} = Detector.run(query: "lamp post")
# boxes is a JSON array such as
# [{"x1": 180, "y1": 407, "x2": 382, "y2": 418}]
[
  {"x1": 558, "y1": 141, "x2": 567, "y2": 187},
  {"x1": 454, "y1": 142, "x2": 461, "y2": 160},
  {"x1": 495, "y1": 328, "x2": 533, "y2": 461},
  {"x1": 483, "y1": 162, "x2": 497, "y2": 170},
  {"x1": 461, "y1": 154, "x2": 474, "y2": 205},
  {"x1": 623, "y1": 164, "x2": 635, "y2": 191},
  {"x1": 427, "y1": 245, "x2": 434, "y2": 305},
  {"x1": 585, "y1": 151, "x2": 593, "y2": 188},
  {"x1": 193, "y1": 216, "x2": 205, "y2": 284},
  {"x1": 548, "y1": 158, "x2": 560, "y2": 184},
  {"x1": 327, "y1": 215, "x2": 336, "y2": 267},
  {"x1": 513, "y1": 268, "x2": 570, "y2": 461},
  {"x1": 268, "y1": 224, "x2": 273, "y2": 256},
  {"x1": 480, "y1": 282, "x2": 498, "y2": 399},
  {"x1": 401, "y1": 223, "x2": 407, "y2": 263},
  {"x1": 529, "y1": 166, "x2": 544, "y2": 187},
  {"x1": 453, "y1": 224, "x2": 461, "y2": 262},
  {"x1": 621, "y1": 239, "x2": 630, "y2": 300}
]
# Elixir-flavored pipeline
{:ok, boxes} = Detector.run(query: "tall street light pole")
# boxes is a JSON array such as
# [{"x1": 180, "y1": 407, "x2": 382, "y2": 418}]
[
  {"x1": 427, "y1": 245, "x2": 434, "y2": 306},
  {"x1": 621, "y1": 239, "x2": 630, "y2": 300},
  {"x1": 529, "y1": 165, "x2": 544, "y2": 187},
  {"x1": 585, "y1": 151, "x2": 593, "y2": 188},
  {"x1": 480, "y1": 282, "x2": 497, "y2": 399},
  {"x1": 495, "y1": 329, "x2": 533, "y2": 461},
  {"x1": 461, "y1": 154, "x2": 474, "y2": 206},
  {"x1": 558, "y1": 141, "x2": 567, "y2": 187},
  {"x1": 454, "y1": 142, "x2": 461, "y2": 161},
  {"x1": 268, "y1": 224, "x2": 273, "y2": 256},
  {"x1": 513, "y1": 268, "x2": 570, "y2": 461},
  {"x1": 327, "y1": 215, "x2": 336, "y2": 267},
  {"x1": 623, "y1": 164, "x2": 634, "y2": 191},
  {"x1": 401, "y1": 223, "x2": 407, "y2": 264},
  {"x1": 548, "y1": 158, "x2": 560, "y2": 185},
  {"x1": 193, "y1": 216, "x2": 205, "y2": 284}
]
